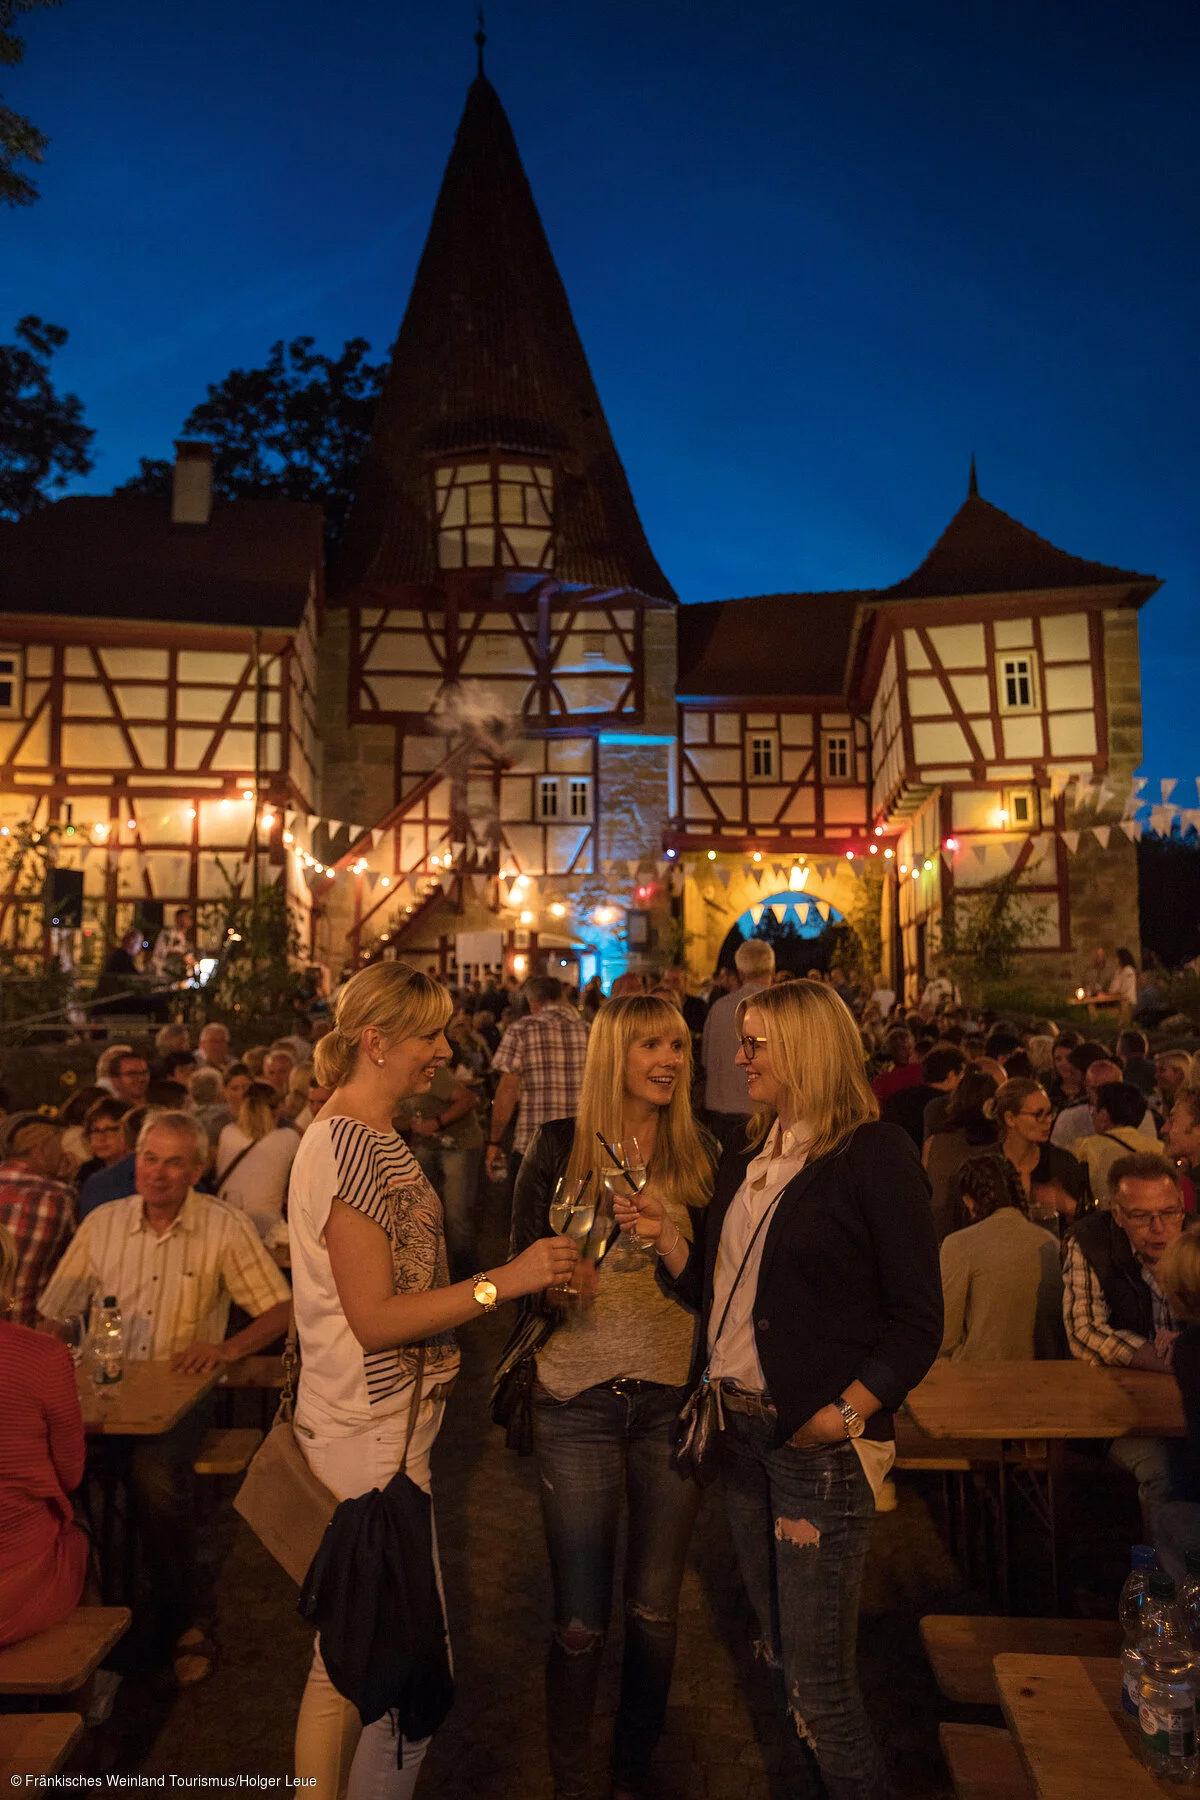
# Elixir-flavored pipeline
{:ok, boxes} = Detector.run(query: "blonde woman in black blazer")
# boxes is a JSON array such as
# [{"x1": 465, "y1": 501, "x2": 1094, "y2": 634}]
[{"x1": 615, "y1": 979, "x2": 942, "y2": 1800}]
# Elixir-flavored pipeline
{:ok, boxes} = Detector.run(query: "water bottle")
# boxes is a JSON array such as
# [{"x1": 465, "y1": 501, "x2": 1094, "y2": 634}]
[
  {"x1": 1138, "y1": 1572, "x2": 1198, "y2": 1782},
  {"x1": 90, "y1": 1295, "x2": 125, "y2": 1386},
  {"x1": 1120, "y1": 1544, "x2": 1159, "y2": 1718}
]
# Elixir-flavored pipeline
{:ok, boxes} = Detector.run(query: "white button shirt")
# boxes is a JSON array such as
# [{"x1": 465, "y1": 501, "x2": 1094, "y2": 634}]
[
  {"x1": 38, "y1": 1189, "x2": 289, "y2": 1360},
  {"x1": 708, "y1": 1120, "x2": 809, "y2": 1387}
]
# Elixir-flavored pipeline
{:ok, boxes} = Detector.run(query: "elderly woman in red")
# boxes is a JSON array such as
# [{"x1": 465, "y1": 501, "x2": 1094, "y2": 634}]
[{"x1": 0, "y1": 1224, "x2": 89, "y2": 1645}]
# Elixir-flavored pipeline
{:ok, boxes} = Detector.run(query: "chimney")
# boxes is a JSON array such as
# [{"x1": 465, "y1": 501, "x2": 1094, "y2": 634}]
[{"x1": 171, "y1": 440, "x2": 214, "y2": 526}]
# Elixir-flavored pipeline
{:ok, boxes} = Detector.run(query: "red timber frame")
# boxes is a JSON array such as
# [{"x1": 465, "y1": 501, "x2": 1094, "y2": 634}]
[
  {"x1": 0, "y1": 612, "x2": 318, "y2": 953},
  {"x1": 348, "y1": 576, "x2": 660, "y2": 734},
  {"x1": 670, "y1": 695, "x2": 872, "y2": 857}
]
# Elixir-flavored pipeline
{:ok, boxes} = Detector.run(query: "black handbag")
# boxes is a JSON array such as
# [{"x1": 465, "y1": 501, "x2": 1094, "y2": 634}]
[
  {"x1": 675, "y1": 1191, "x2": 782, "y2": 1484},
  {"x1": 490, "y1": 1308, "x2": 558, "y2": 1455}
]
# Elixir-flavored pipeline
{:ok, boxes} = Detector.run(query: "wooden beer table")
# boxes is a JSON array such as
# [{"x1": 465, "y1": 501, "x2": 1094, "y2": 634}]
[
  {"x1": 994, "y1": 1653, "x2": 1177, "y2": 1798},
  {"x1": 905, "y1": 1363, "x2": 1185, "y2": 1613},
  {"x1": 77, "y1": 1361, "x2": 224, "y2": 1602}
]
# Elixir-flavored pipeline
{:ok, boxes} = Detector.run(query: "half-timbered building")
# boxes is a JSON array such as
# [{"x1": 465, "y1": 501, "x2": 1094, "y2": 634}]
[{"x1": 0, "y1": 69, "x2": 1160, "y2": 1000}]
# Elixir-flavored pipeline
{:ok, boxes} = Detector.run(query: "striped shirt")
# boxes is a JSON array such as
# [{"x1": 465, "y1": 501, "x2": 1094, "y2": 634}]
[
  {"x1": 491, "y1": 1004, "x2": 590, "y2": 1152},
  {"x1": 1062, "y1": 1234, "x2": 1173, "y2": 1365},
  {"x1": 289, "y1": 1118, "x2": 459, "y2": 1431},
  {"x1": 0, "y1": 1161, "x2": 76, "y2": 1329},
  {"x1": 36, "y1": 1190, "x2": 290, "y2": 1360}
]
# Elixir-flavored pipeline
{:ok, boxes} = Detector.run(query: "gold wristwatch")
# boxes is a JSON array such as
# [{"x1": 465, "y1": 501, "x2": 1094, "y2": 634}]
[
  {"x1": 472, "y1": 1273, "x2": 498, "y2": 1314},
  {"x1": 835, "y1": 1397, "x2": 864, "y2": 1439}
]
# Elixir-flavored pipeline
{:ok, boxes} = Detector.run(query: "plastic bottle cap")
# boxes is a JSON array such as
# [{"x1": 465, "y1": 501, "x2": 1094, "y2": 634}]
[
  {"x1": 1148, "y1": 1572, "x2": 1177, "y2": 1600},
  {"x1": 1132, "y1": 1545, "x2": 1159, "y2": 1571}
]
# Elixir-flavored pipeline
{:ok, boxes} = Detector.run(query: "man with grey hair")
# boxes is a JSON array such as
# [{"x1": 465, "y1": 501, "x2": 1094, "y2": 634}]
[
  {"x1": 39, "y1": 1109, "x2": 290, "y2": 1678},
  {"x1": 702, "y1": 937, "x2": 776, "y2": 1153}
]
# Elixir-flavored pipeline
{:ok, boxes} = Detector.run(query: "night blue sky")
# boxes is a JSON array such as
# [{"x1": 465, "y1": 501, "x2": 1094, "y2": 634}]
[{"x1": 4, "y1": 1, "x2": 1197, "y2": 784}]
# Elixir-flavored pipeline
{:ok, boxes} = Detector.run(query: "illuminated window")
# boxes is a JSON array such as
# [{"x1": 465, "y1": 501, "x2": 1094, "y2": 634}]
[
  {"x1": 822, "y1": 731, "x2": 853, "y2": 782},
  {"x1": 568, "y1": 778, "x2": 591, "y2": 820},
  {"x1": 0, "y1": 648, "x2": 21, "y2": 718},
  {"x1": 1004, "y1": 785, "x2": 1039, "y2": 829},
  {"x1": 746, "y1": 731, "x2": 778, "y2": 782},
  {"x1": 998, "y1": 653, "x2": 1038, "y2": 713},
  {"x1": 538, "y1": 776, "x2": 560, "y2": 820},
  {"x1": 582, "y1": 632, "x2": 606, "y2": 662},
  {"x1": 434, "y1": 459, "x2": 554, "y2": 570}
]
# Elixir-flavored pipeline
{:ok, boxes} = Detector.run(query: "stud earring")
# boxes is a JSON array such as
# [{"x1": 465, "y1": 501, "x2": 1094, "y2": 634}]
[{"x1": 375, "y1": 1058, "x2": 385, "y2": 1066}]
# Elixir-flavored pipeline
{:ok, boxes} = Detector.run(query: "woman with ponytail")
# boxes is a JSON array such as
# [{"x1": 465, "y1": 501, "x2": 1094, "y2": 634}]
[
  {"x1": 507, "y1": 993, "x2": 717, "y2": 1800},
  {"x1": 290, "y1": 962, "x2": 577, "y2": 1800},
  {"x1": 985, "y1": 1076, "x2": 1092, "y2": 1227}
]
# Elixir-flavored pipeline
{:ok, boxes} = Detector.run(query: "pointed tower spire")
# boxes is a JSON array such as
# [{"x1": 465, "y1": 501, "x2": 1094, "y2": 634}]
[
  {"x1": 474, "y1": 8, "x2": 486, "y2": 78},
  {"x1": 335, "y1": 76, "x2": 675, "y2": 600},
  {"x1": 968, "y1": 452, "x2": 979, "y2": 498}
]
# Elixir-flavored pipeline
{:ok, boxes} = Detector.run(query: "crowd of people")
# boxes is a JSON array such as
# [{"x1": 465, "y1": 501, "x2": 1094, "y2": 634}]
[{"x1": 1, "y1": 940, "x2": 1200, "y2": 1798}]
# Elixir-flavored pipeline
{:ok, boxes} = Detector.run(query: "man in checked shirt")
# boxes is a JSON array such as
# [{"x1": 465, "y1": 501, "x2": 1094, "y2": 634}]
[
  {"x1": 1063, "y1": 1149, "x2": 1187, "y2": 1540},
  {"x1": 0, "y1": 1113, "x2": 76, "y2": 1327}
]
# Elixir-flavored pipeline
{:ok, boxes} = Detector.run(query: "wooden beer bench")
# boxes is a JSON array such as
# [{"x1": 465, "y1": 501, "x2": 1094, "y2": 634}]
[
  {"x1": 0, "y1": 1713, "x2": 84, "y2": 1780},
  {"x1": 920, "y1": 1615, "x2": 1123, "y2": 1707},
  {"x1": 0, "y1": 1607, "x2": 131, "y2": 1697}
]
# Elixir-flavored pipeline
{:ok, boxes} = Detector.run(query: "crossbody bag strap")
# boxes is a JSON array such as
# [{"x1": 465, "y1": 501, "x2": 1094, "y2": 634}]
[
  {"x1": 399, "y1": 1344, "x2": 427, "y2": 1475},
  {"x1": 216, "y1": 1141, "x2": 258, "y2": 1193},
  {"x1": 275, "y1": 1304, "x2": 299, "y2": 1424},
  {"x1": 706, "y1": 1190, "x2": 783, "y2": 1364}
]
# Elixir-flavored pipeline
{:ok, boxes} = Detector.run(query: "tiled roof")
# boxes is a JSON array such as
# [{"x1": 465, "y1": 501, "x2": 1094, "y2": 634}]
[
  {"x1": 0, "y1": 495, "x2": 321, "y2": 629},
  {"x1": 334, "y1": 76, "x2": 675, "y2": 602},
  {"x1": 882, "y1": 492, "x2": 1157, "y2": 600},
  {"x1": 676, "y1": 591, "x2": 869, "y2": 697}
]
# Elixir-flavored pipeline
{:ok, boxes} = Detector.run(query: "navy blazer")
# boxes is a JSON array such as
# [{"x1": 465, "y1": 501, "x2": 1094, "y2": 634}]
[{"x1": 664, "y1": 1119, "x2": 943, "y2": 1445}]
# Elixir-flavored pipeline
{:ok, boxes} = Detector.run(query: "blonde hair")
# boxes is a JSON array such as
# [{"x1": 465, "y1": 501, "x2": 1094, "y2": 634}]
[
  {"x1": 0, "y1": 1222, "x2": 16, "y2": 1311},
  {"x1": 561, "y1": 995, "x2": 715, "y2": 1210},
  {"x1": 1159, "y1": 1225, "x2": 1200, "y2": 1325},
  {"x1": 736, "y1": 979, "x2": 878, "y2": 1159},
  {"x1": 313, "y1": 962, "x2": 453, "y2": 1088},
  {"x1": 986, "y1": 1078, "x2": 1045, "y2": 1128},
  {"x1": 236, "y1": 1080, "x2": 281, "y2": 1143}
]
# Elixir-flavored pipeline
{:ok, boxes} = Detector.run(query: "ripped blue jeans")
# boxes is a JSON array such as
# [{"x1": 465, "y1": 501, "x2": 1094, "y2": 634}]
[
  {"x1": 532, "y1": 1379, "x2": 702, "y2": 1800},
  {"x1": 720, "y1": 1410, "x2": 888, "y2": 1800}
]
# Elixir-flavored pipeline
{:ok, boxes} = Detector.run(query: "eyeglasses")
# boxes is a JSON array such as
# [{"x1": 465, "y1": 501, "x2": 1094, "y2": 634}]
[
  {"x1": 739, "y1": 1035, "x2": 769, "y2": 1062},
  {"x1": 1120, "y1": 1207, "x2": 1185, "y2": 1228},
  {"x1": 1018, "y1": 1108, "x2": 1053, "y2": 1122}
]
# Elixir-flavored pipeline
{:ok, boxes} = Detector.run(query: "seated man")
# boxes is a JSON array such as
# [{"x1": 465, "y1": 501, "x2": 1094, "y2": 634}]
[
  {"x1": 1052, "y1": 1056, "x2": 1157, "y2": 1149},
  {"x1": 1063, "y1": 1151, "x2": 1186, "y2": 1539},
  {"x1": 38, "y1": 1109, "x2": 290, "y2": 1680},
  {"x1": 1072, "y1": 1080, "x2": 1160, "y2": 1204},
  {"x1": 0, "y1": 1115, "x2": 76, "y2": 1327},
  {"x1": 881, "y1": 1044, "x2": 965, "y2": 1148}
]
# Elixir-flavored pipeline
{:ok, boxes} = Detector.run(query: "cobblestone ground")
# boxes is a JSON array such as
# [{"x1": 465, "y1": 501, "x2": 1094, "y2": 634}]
[{"x1": 109, "y1": 1181, "x2": 1138, "y2": 1796}]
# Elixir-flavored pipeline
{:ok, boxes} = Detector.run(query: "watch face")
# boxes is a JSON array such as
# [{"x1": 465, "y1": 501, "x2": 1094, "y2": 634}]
[{"x1": 474, "y1": 1279, "x2": 498, "y2": 1307}]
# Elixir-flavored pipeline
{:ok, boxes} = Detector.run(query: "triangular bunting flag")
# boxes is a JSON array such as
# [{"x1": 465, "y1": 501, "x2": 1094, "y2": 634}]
[
  {"x1": 655, "y1": 860, "x2": 669, "y2": 876},
  {"x1": 1061, "y1": 830, "x2": 1080, "y2": 853},
  {"x1": 999, "y1": 841, "x2": 1019, "y2": 864},
  {"x1": 752, "y1": 869, "x2": 764, "y2": 888},
  {"x1": 815, "y1": 901, "x2": 830, "y2": 921},
  {"x1": 770, "y1": 903, "x2": 787, "y2": 923},
  {"x1": 1132, "y1": 776, "x2": 1148, "y2": 797},
  {"x1": 1121, "y1": 818, "x2": 1143, "y2": 842},
  {"x1": 750, "y1": 904, "x2": 764, "y2": 925},
  {"x1": 1162, "y1": 779, "x2": 1178, "y2": 804},
  {"x1": 307, "y1": 814, "x2": 321, "y2": 833},
  {"x1": 1151, "y1": 806, "x2": 1174, "y2": 834},
  {"x1": 1048, "y1": 769, "x2": 1071, "y2": 801},
  {"x1": 972, "y1": 845, "x2": 988, "y2": 865},
  {"x1": 328, "y1": 819, "x2": 343, "y2": 836},
  {"x1": 625, "y1": 859, "x2": 639, "y2": 878},
  {"x1": 797, "y1": 904, "x2": 811, "y2": 925},
  {"x1": 366, "y1": 872, "x2": 380, "y2": 891},
  {"x1": 1095, "y1": 781, "x2": 1114, "y2": 811},
  {"x1": 941, "y1": 849, "x2": 954, "y2": 869},
  {"x1": 1092, "y1": 825, "x2": 1111, "y2": 849},
  {"x1": 716, "y1": 868, "x2": 730, "y2": 887},
  {"x1": 439, "y1": 873, "x2": 455, "y2": 895}
]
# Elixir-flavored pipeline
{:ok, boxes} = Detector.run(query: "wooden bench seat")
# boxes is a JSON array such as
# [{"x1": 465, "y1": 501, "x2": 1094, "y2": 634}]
[
  {"x1": 0, "y1": 1607, "x2": 130, "y2": 1696},
  {"x1": 0, "y1": 1713, "x2": 84, "y2": 1780},
  {"x1": 938, "y1": 1723, "x2": 1033, "y2": 1800},
  {"x1": 194, "y1": 1426, "x2": 262, "y2": 1476},
  {"x1": 920, "y1": 1614, "x2": 1124, "y2": 1706}
]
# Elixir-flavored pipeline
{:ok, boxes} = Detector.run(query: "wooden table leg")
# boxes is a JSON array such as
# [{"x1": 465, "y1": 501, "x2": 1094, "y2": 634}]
[{"x1": 1047, "y1": 1437, "x2": 1069, "y2": 1616}]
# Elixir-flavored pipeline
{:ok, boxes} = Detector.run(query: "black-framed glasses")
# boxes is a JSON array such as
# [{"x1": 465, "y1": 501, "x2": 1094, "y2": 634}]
[{"x1": 739, "y1": 1035, "x2": 769, "y2": 1061}]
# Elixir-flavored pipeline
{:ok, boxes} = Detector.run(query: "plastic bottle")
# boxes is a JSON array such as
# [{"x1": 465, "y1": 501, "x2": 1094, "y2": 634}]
[
  {"x1": 1120, "y1": 1544, "x2": 1160, "y2": 1718},
  {"x1": 90, "y1": 1295, "x2": 125, "y2": 1386},
  {"x1": 1175, "y1": 1551, "x2": 1200, "y2": 1656},
  {"x1": 1138, "y1": 1572, "x2": 1198, "y2": 1782}
]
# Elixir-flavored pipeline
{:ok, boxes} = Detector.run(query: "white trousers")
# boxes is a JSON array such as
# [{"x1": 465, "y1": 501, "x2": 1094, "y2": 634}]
[{"x1": 293, "y1": 1393, "x2": 447, "y2": 1800}]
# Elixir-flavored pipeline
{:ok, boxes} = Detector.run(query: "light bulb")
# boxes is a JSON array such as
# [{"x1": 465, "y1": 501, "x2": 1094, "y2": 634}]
[
  {"x1": 752, "y1": 851, "x2": 762, "y2": 862},
  {"x1": 549, "y1": 902, "x2": 565, "y2": 918},
  {"x1": 381, "y1": 876, "x2": 390, "y2": 889},
  {"x1": 520, "y1": 909, "x2": 534, "y2": 925},
  {"x1": 706, "y1": 849, "x2": 716, "y2": 861}
]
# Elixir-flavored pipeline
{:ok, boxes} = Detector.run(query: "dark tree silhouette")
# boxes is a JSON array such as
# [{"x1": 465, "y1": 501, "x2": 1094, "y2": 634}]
[
  {"x1": 118, "y1": 335, "x2": 386, "y2": 557},
  {"x1": 1138, "y1": 828, "x2": 1200, "y2": 969},
  {"x1": 0, "y1": 314, "x2": 94, "y2": 517},
  {"x1": 1, "y1": 1, "x2": 60, "y2": 206}
]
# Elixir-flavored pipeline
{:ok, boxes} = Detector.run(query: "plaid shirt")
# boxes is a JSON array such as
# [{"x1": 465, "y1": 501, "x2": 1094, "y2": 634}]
[
  {"x1": 0, "y1": 1158, "x2": 77, "y2": 1328},
  {"x1": 491, "y1": 1004, "x2": 590, "y2": 1152},
  {"x1": 1062, "y1": 1234, "x2": 1174, "y2": 1365}
]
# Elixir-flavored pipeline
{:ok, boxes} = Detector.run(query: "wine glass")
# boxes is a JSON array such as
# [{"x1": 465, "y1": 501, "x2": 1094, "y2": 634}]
[
  {"x1": 48, "y1": 1314, "x2": 86, "y2": 1366},
  {"x1": 548, "y1": 1174, "x2": 595, "y2": 1304},
  {"x1": 605, "y1": 1138, "x2": 655, "y2": 1263}
]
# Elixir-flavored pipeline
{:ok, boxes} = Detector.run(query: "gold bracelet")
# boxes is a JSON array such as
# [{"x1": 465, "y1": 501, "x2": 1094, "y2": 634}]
[{"x1": 656, "y1": 1224, "x2": 683, "y2": 1258}]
